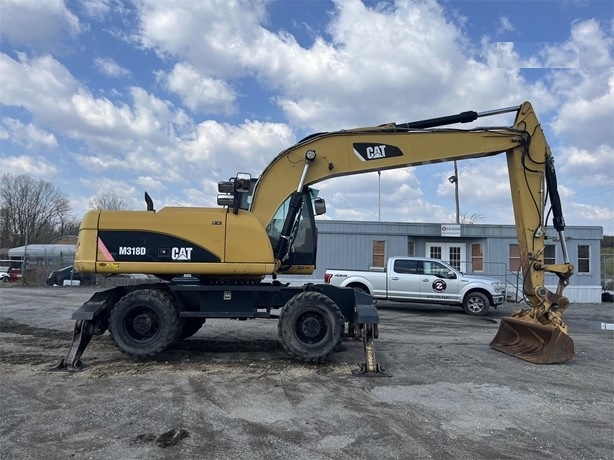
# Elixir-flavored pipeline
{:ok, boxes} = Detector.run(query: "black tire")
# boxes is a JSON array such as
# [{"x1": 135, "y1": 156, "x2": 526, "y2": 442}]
[
  {"x1": 462, "y1": 292, "x2": 490, "y2": 316},
  {"x1": 278, "y1": 291, "x2": 345, "y2": 362},
  {"x1": 1, "y1": 275, "x2": 9, "y2": 283},
  {"x1": 109, "y1": 289, "x2": 179, "y2": 358},
  {"x1": 176, "y1": 318, "x2": 206, "y2": 340}
]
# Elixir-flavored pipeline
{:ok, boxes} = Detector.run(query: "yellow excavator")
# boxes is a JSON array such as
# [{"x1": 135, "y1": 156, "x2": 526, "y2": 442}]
[{"x1": 56, "y1": 101, "x2": 574, "y2": 371}]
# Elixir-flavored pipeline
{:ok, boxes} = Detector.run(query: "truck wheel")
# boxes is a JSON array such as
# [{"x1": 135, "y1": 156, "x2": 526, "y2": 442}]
[
  {"x1": 278, "y1": 291, "x2": 345, "y2": 363},
  {"x1": 109, "y1": 289, "x2": 179, "y2": 358},
  {"x1": 176, "y1": 318, "x2": 206, "y2": 340},
  {"x1": 462, "y1": 292, "x2": 489, "y2": 316}
]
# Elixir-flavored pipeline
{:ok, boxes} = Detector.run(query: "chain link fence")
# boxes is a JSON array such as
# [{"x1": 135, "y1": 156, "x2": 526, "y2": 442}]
[
  {"x1": 2, "y1": 255, "x2": 160, "y2": 287},
  {"x1": 601, "y1": 253, "x2": 614, "y2": 291}
]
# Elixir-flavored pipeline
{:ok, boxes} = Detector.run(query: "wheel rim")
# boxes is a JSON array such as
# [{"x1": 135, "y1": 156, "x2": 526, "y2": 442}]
[
  {"x1": 467, "y1": 297, "x2": 485, "y2": 313},
  {"x1": 295, "y1": 311, "x2": 328, "y2": 344},
  {"x1": 124, "y1": 306, "x2": 160, "y2": 341}
]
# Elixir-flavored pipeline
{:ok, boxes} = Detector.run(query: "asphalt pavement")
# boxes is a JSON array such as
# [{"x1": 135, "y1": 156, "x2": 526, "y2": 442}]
[{"x1": 0, "y1": 285, "x2": 612, "y2": 459}]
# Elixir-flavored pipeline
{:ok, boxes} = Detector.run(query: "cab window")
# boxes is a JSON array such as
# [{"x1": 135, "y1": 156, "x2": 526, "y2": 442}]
[
  {"x1": 423, "y1": 261, "x2": 449, "y2": 277},
  {"x1": 394, "y1": 259, "x2": 422, "y2": 274}
]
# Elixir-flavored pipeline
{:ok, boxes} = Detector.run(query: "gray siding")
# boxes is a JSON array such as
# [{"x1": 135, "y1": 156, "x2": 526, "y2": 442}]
[{"x1": 287, "y1": 220, "x2": 604, "y2": 302}]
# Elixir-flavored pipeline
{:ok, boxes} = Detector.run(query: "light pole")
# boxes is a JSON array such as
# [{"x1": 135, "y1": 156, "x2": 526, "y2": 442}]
[{"x1": 448, "y1": 161, "x2": 460, "y2": 224}]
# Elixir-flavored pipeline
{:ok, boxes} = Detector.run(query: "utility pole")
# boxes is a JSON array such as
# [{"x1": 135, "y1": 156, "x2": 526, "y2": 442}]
[{"x1": 448, "y1": 161, "x2": 460, "y2": 224}]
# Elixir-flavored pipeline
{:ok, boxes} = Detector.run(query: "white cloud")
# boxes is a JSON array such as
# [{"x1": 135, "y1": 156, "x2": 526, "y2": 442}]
[
  {"x1": 550, "y1": 74, "x2": 614, "y2": 150},
  {"x1": 0, "y1": 118, "x2": 58, "y2": 148},
  {"x1": 177, "y1": 119, "x2": 295, "y2": 176},
  {"x1": 137, "y1": 176, "x2": 167, "y2": 193},
  {"x1": 564, "y1": 202, "x2": 614, "y2": 230},
  {"x1": 497, "y1": 42, "x2": 579, "y2": 69},
  {"x1": 134, "y1": 0, "x2": 267, "y2": 78},
  {"x1": 0, "y1": 53, "x2": 79, "y2": 109},
  {"x1": 79, "y1": 0, "x2": 111, "y2": 20},
  {"x1": 499, "y1": 17, "x2": 515, "y2": 33},
  {"x1": 0, "y1": 154, "x2": 59, "y2": 177},
  {"x1": 572, "y1": 19, "x2": 613, "y2": 69},
  {"x1": 557, "y1": 145, "x2": 614, "y2": 187},
  {"x1": 94, "y1": 57, "x2": 131, "y2": 78},
  {"x1": 0, "y1": 0, "x2": 82, "y2": 53},
  {"x1": 80, "y1": 176, "x2": 138, "y2": 199},
  {"x1": 160, "y1": 62, "x2": 237, "y2": 114}
]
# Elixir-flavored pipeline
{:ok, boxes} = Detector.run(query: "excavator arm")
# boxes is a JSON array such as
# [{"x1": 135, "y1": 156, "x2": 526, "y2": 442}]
[{"x1": 247, "y1": 101, "x2": 574, "y2": 363}]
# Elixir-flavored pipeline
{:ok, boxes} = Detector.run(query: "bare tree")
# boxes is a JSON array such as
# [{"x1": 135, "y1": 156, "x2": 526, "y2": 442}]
[
  {"x1": 89, "y1": 192, "x2": 130, "y2": 211},
  {"x1": 460, "y1": 212, "x2": 486, "y2": 224},
  {"x1": 0, "y1": 174, "x2": 72, "y2": 247}
]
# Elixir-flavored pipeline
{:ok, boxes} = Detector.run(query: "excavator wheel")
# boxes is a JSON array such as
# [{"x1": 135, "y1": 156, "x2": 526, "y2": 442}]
[
  {"x1": 109, "y1": 289, "x2": 179, "y2": 358},
  {"x1": 278, "y1": 291, "x2": 345, "y2": 363},
  {"x1": 490, "y1": 317, "x2": 575, "y2": 364}
]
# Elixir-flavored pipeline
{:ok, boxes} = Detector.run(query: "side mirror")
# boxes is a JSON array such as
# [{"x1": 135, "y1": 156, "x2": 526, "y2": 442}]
[
  {"x1": 314, "y1": 197, "x2": 326, "y2": 216},
  {"x1": 235, "y1": 173, "x2": 251, "y2": 193},
  {"x1": 217, "y1": 195, "x2": 235, "y2": 207},
  {"x1": 447, "y1": 271, "x2": 457, "y2": 279},
  {"x1": 218, "y1": 181, "x2": 234, "y2": 193}
]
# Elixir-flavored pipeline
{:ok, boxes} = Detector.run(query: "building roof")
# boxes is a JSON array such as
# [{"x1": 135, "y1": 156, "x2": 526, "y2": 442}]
[{"x1": 8, "y1": 244, "x2": 76, "y2": 258}]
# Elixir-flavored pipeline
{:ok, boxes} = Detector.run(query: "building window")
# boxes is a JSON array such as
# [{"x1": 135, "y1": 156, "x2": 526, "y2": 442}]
[
  {"x1": 471, "y1": 244, "x2": 484, "y2": 272},
  {"x1": 429, "y1": 246, "x2": 442, "y2": 259},
  {"x1": 449, "y1": 246, "x2": 461, "y2": 270},
  {"x1": 578, "y1": 245, "x2": 590, "y2": 273},
  {"x1": 372, "y1": 240, "x2": 386, "y2": 268},
  {"x1": 407, "y1": 240, "x2": 415, "y2": 256},
  {"x1": 544, "y1": 245, "x2": 555, "y2": 265},
  {"x1": 509, "y1": 244, "x2": 521, "y2": 272}
]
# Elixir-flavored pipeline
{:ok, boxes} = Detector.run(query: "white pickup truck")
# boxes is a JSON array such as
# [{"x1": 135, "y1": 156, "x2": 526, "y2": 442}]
[{"x1": 324, "y1": 257, "x2": 506, "y2": 316}]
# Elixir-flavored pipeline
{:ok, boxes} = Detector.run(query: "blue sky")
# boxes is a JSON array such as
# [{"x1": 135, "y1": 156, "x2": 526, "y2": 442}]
[{"x1": 1, "y1": 0, "x2": 613, "y2": 234}]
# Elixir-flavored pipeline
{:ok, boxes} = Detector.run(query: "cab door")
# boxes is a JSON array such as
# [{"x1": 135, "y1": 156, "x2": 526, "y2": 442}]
[
  {"x1": 387, "y1": 259, "x2": 422, "y2": 301},
  {"x1": 272, "y1": 190, "x2": 318, "y2": 274}
]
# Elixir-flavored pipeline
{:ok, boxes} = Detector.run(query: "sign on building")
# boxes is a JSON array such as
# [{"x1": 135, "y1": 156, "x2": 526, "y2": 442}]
[{"x1": 441, "y1": 224, "x2": 461, "y2": 237}]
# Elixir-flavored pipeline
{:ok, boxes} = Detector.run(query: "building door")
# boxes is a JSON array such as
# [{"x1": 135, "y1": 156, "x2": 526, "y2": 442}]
[{"x1": 426, "y1": 242, "x2": 466, "y2": 272}]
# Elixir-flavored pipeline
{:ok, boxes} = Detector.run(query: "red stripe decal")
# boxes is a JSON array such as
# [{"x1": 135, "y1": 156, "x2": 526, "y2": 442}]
[{"x1": 97, "y1": 237, "x2": 115, "y2": 262}]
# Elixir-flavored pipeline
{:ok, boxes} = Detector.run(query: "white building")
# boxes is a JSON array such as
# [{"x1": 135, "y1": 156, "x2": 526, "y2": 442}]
[{"x1": 8, "y1": 244, "x2": 76, "y2": 265}]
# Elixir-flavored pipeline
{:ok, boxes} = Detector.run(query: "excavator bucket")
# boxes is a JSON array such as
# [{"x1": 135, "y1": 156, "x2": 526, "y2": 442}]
[{"x1": 490, "y1": 317, "x2": 575, "y2": 364}]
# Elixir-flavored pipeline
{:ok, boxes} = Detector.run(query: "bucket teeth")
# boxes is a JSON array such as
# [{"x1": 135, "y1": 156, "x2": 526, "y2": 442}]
[{"x1": 490, "y1": 317, "x2": 575, "y2": 364}]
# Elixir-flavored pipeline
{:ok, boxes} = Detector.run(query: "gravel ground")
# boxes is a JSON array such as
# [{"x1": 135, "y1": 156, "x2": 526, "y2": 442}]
[{"x1": 0, "y1": 285, "x2": 612, "y2": 460}]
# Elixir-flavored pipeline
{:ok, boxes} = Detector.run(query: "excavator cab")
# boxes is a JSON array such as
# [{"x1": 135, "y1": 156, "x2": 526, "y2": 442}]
[
  {"x1": 267, "y1": 188, "x2": 322, "y2": 273},
  {"x1": 218, "y1": 172, "x2": 323, "y2": 275}
]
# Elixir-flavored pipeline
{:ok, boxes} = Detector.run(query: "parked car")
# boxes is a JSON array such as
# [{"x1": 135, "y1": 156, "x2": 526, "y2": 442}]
[
  {"x1": 325, "y1": 257, "x2": 506, "y2": 316},
  {"x1": 8, "y1": 267, "x2": 22, "y2": 282},
  {"x1": 0, "y1": 271, "x2": 9, "y2": 282},
  {"x1": 47, "y1": 266, "x2": 96, "y2": 286}
]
